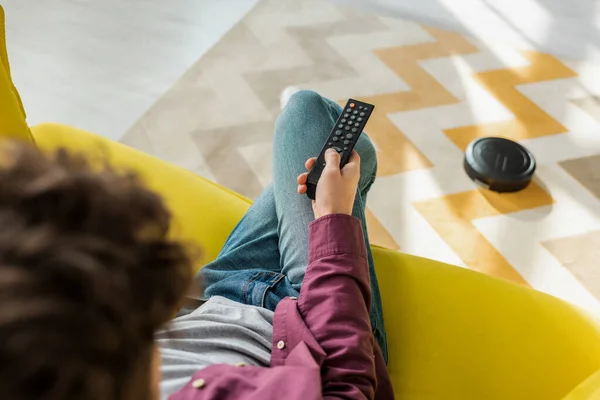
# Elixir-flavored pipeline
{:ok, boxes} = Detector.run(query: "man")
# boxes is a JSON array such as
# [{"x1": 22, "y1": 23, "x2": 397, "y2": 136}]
[{"x1": 0, "y1": 90, "x2": 392, "y2": 399}]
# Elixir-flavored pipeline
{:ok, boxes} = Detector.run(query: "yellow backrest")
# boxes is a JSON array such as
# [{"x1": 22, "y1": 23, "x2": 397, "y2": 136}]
[{"x1": 0, "y1": 5, "x2": 33, "y2": 142}]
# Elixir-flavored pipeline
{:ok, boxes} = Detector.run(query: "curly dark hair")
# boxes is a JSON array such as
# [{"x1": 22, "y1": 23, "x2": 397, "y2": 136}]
[{"x1": 0, "y1": 141, "x2": 194, "y2": 399}]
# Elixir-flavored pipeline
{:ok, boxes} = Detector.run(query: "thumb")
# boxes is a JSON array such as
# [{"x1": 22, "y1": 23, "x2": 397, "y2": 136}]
[{"x1": 324, "y1": 148, "x2": 341, "y2": 169}]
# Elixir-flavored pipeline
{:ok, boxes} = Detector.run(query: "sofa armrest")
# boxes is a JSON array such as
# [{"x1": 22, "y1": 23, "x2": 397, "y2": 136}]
[
  {"x1": 31, "y1": 122, "x2": 250, "y2": 267},
  {"x1": 0, "y1": 6, "x2": 33, "y2": 142},
  {"x1": 561, "y1": 369, "x2": 600, "y2": 400}
]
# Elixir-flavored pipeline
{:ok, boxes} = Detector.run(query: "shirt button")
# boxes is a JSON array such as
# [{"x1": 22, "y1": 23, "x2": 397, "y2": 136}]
[
  {"x1": 277, "y1": 340, "x2": 286, "y2": 350},
  {"x1": 235, "y1": 362, "x2": 247, "y2": 367},
  {"x1": 289, "y1": 296, "x2": 297, "y2": 300},
  {"x1": 192, "y1": 378, "x2": 206, "y2": 389}
]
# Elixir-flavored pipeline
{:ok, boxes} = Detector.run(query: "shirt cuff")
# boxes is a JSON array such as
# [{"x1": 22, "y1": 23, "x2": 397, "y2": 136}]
[{"x1": 308, "y1": 214, "x2": 367, "y2": 263}]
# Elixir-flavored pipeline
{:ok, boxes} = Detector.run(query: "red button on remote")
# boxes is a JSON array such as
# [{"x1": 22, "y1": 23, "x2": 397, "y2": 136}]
[{"x1": 350, "y1": 103, "x2": 355, "y2": 108}]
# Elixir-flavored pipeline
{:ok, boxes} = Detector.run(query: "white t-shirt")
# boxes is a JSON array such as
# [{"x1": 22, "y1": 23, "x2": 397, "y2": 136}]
[{"x1": 157, "y1": 296, "x2": 274, "y2": 399}]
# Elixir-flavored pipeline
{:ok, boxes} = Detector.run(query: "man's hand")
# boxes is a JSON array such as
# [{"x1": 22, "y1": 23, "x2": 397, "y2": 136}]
[{"x1": 297, "y1": 149, "x2": 360, "y2": 219}]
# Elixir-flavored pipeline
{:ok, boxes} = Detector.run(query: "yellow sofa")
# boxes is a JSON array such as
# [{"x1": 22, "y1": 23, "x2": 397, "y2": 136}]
[{"x1": 2, "y1": 6, "x2": 600, "y2": 400}]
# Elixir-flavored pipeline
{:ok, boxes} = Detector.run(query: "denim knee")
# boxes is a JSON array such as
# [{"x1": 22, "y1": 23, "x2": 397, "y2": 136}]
[
  {"x1": 357, "y1": 136, "x2": 377, "y2": 179},
  {"x1": 287, "y1": 90, "x2": 326, "y2": 111},
  {"x1": 274, "y1": 90, "x2": 333, "y2": 147}
]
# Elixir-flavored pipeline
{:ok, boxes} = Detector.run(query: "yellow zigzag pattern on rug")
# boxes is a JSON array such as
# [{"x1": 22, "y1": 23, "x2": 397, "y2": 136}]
[
  {"x1": 414, "y1": 51, "x2": 574, "y2": 284},
  {"x1": 357, "y1": 27, "x2": 479, "y2": 176}
]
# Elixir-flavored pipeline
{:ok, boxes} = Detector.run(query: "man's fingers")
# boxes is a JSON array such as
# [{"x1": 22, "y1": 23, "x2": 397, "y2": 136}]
[
  {"x1": 305, "y1": 157, "x2": 317, "y2": 170},
  {"x1": 346, "y1": 150, "x2": 360, "y2": 165},
  {"x1": 297, "y1": 172, "x2": 308, "y2": 185},
  {"x1": 342, "y1": 150, "x2": 360, "y2": 170},
  {"x1": 324, "y1": 148, "x2": 341, "y2": 169},
  {"x1": 297, "y1": 184, "x2": 307, "y2": 194},
  {"x1": 341, "y1": 150, "x2": 361, "y2": 181}
]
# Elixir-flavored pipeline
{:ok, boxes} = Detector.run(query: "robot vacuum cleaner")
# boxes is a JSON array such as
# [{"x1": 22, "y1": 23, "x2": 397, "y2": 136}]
[{"x1": 464, "y1": 137, "x2": 536, "y2": 193}]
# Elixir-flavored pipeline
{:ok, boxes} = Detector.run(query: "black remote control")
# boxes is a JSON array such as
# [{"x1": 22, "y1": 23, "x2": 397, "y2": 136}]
[{"x1": 306, "y1": 99, "x2": 375, "y2": 200}]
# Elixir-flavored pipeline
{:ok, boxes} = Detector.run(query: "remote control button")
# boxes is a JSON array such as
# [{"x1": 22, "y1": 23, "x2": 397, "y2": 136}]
[
  {"x1": 360, "y1": 112, "x2": 366, "y2": 116},
  {"x1": 335, "y1": 130, "x2": 342, "y2": 136},
  {"x1": 354, "y1": 123, "x2": 360, "y2": 127},
  {"x1": 338, "y1": 124, "x2": 343, "y2": 128},
  {"x1": 328, "y1": 142, "x2": 332, "y2": 145},
  {"x1": 333, "y1": 137, "x2": 339, "y2": 142},
  {"x1": 322, "y1": 162, "x2": 326, "y2": 167},
  {"x1": 350, "y1": 103, "x2": 355, "y2": 108},
  {"x1": 352, "y1": 128, "x2": 358, "y2": 133},
  {"x1": 346, "y1": 108, "x2": 351, "y2": 113},
  {"x1": 357, "y1": 117, "x2": 363, "y2": 122},
  {"x1": 344, "y1": 113, "x2": 349, "y2": 118},
  {"x1": 344, "y1": 140, "x2": 350, "y2": 145},
  {"x1": 345, "y1": 126, "x2": 351, "y2": 130},
  {"x1": 341, "y1": 119, "x2": 346, "y2": 123},
  {"x1": 353, "y1": 110, "x2": 358, "y2": 115},
  {"x1": 333, "y1": 146, "x2": 343, "y2": 152},
  {"x1": 350, "y1": 115, "x2": 356, "y2": 120},
  {"x1": 346, "y1": 134, "x2": 353, "y2": 139},
  {"x1": 344, "y1": 146, "x2": 348, "y2": 150}
]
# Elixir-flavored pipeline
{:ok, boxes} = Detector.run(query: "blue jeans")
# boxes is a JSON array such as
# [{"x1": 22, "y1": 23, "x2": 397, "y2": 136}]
[{"x1": 200, "y1": 90, "x2": 388, "y2": 363}]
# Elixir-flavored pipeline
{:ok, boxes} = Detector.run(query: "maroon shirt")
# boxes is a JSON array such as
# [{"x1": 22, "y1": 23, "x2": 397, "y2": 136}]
[{"x1": 170, "y1": 214, "x2": 394, "y2": 399}]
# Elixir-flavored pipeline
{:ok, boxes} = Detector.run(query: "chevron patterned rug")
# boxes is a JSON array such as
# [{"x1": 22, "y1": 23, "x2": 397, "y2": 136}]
[{"x1": 122, "y1": 0, "x2": 600, "y2": 312}]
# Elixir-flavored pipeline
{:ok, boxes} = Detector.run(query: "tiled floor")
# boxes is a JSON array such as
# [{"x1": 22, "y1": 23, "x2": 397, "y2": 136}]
[{"x1": 2, "y1": 0, "x2": 259, "y2": 141}]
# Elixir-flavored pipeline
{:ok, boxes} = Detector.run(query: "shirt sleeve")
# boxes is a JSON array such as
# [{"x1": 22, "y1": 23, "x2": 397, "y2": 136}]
[{"x1": 297, "y1": 213, "x2": 377, "y2": 400}]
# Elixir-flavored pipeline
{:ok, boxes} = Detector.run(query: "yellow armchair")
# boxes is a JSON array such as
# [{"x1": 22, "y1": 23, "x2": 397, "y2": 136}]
[{"x1": 2, "y1": 6, "x2": 600, "y2": 399}]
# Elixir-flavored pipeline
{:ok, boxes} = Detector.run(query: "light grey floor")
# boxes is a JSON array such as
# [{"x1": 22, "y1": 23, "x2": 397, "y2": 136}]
[
  {"x1": 2, "y1": 0, "x2": 260, "y2": 140},
  {"x1": 333, "y1": 0, "x2": 600, "y2": 63},
  {"x1": 4, "y1": 0, "x2": 600, "y2": 142}
]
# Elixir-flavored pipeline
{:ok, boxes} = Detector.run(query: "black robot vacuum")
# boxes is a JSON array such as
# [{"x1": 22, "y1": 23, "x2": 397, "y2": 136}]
[{"x1": 464, "y1": 137, "x2": 536, "y2": 193}]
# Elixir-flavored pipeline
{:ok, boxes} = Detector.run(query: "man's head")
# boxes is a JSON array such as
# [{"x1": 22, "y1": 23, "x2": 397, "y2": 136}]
[{"x1": 0, "y1": 142, "x2": 193, "y2": 399}]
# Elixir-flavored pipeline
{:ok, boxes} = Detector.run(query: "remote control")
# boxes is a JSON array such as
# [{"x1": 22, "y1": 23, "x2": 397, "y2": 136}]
[{"x1": 306, "y1": 99, "x2": 375, "y2": 200}]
